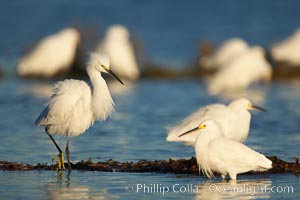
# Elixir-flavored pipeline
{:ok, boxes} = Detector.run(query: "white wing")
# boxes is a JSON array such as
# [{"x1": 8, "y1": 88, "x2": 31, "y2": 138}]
[
  {"x1": 166, "y1": 104, "x2": 226, "y2": 145},
  {"x1": 209, "y1": 138, "x2": 272, "y2": 175},
  {"x1": 35, "y1": 79, "x2": 93, "y2": 136}
]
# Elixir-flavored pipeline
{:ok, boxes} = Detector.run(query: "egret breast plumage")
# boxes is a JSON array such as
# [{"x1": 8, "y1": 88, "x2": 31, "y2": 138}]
[
  {"x1": 35, "y1": 80, "x2": 94, "y2": 137},
  {"x1": 166, "y1": 98, "x2": 265, "y2": 145},
  {"x1": 179, "y1": 120, "x2": 272, "y2": 180},
  {"x1": 35, "y1": 52, "x2": 123, "y2": 171}
]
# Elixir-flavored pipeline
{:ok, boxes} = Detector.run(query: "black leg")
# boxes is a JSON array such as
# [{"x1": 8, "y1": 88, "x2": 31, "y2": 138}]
[
  {"x1": 66, "y1": 138, "x2": 71, "y2": 172},
  {"x1": 45, "y1": 127, "x2": 65, "y2": 170},
  {"x1": 45, "y1": 129, "x2": 63, "y2": 153}
]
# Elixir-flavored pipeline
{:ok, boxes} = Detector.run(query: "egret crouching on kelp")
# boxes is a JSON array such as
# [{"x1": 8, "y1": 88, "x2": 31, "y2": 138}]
[
  {"x1": 167, "y1": 98, "x2": 266, "y2": 145},
  {"x1": 179, "y1": 120, "x2": 272, "y2": 180},
  {"x1": 35, "y1": 52, "x2": 123, "y2": 172}
]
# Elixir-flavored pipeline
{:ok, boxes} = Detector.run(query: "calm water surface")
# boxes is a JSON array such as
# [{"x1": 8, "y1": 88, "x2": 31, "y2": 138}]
[{"x1": 0, "y1": 78, "x2": 300, "y2": 199}]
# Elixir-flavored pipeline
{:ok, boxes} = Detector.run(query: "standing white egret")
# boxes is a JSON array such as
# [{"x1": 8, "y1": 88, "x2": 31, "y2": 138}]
[
  {"x1": 179, "y1": 120, "x2": 272, "y2": 180},
  {"x1": 97, "y1": 25, "x2": 140, "y2": 80},
  {"x1": 35, "y1": 52, "x2": 123, "y2": 171},
  {"x1": 166, "y1": 98, "x2": 266, "y2": 145}
]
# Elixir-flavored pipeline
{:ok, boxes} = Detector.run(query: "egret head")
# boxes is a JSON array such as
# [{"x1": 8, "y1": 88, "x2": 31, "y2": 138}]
[
  {"x1": 228, "y1": 98, "x2": 266, "y2": 112},
  {"x1": 89, "y1": 52, "x2": 124, "y2": 85},
  {"x1": 178, "y1": 120, "x2": 222, "y2": 138}
]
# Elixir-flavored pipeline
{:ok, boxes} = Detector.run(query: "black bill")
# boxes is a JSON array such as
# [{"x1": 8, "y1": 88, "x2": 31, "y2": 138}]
[
  {"x1": 252, "y1": 105, "x2": 267, "y2": 112},
  {"x1": 178, "y1": 127, "x2": 199, "y2": 137},
  {"x1": 108, "y1": 69, "x2": 124, "y2": 85}
]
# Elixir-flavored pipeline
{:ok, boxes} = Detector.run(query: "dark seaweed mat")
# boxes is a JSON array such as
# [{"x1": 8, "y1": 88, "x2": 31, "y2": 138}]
[{"x1": 1, "y1": 156, "x2": 300, "y2": 176}]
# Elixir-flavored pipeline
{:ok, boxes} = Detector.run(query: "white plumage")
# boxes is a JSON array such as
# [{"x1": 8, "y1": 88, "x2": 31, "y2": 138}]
[
  {"x1": 17, "y1": 27, "x2": 80, "y2": 78},
  {"x1": 97, "y1": 25, "x2": 140, "y2": 80},
  {"x1": 208, "y1": 46, "x2": 272, "y2": 95},
  {"x1": 271, "y1": 29, "x2": 300, "y2": 66},
  {"x1": 199, "y1": 38, "x2": 249, "y2": 71},
  {"x1": 166, "y1": 98, "x2": 265, "y2": 145},
  {"x1": 181, "y1": 120, "x2": 272, "y2": 180},
  {"x1": 35, "y1": 52, "x2": 123, "y2": 171},
  {"x1": 36, "y1": 80, "x2": 94, "y2": 137}
]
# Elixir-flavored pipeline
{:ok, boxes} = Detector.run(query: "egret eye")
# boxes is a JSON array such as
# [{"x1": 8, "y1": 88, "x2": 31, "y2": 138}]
[{"x1": 199, "y1": 124, "x2": 207, "y2": 129}]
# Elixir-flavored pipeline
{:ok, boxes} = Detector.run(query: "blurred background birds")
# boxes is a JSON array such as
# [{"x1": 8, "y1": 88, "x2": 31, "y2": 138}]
[
  {"x1": 271, "y1": 29, "x2": 300, "y2": 66},
  {"x1": 97, "y1": 25, "x2": 140, "y2": 81},
  {"x1": 17, "y1": 27, "x2": 81, "y2": 78},
  {"x1": 199, "y1": 38, "x2": 249, "y2": 72},
  {"x1": 208, "y1": 46, "x2": 272, "y2": 95}
]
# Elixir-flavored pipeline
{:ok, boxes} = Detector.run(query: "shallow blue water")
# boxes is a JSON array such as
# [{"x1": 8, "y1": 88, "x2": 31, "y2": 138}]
[
  {"x1": 1, "y1": 79, "x2": 300, "y2": 164},
  {"x1": 1, "y1": 78, "x2": 300, "y2": 199},
  {"x1": 1, "y1": 1, "x2": 300, "y2": 199},
  {"x1": 1, "y1": 171, "x2": 299, "y2": 199}
]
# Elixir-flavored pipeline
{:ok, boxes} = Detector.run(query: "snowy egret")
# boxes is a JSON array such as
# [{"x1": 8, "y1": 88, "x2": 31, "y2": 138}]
[
  {"x1": 97, "y1": 25, "x2": 140, "y2": 80},
  {"x1": 35, "y1": 52, "x2": 123, "y2": 171},
  {"x1": 179, "y1": 120, "x2": 272, "y2": 180},
  {"x1": 17, "y1": 27, "x2": 80, "y2": 78},
  {"x1": 208, "y1": 46, "x2": 272, "y2": 95},
  {"x1": 166, "y1": 98, "x2": 266, "y2": 145},
  {"x1": 271, "y1": 29, "x2": 300, "y2": 66},
  {"x1": 199, "y1": 38, "x2": 249, "y2": 71}
]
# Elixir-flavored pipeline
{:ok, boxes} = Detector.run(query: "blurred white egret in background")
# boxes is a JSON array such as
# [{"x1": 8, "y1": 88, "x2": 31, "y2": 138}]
[
  {"x1": 97, "y1": 25, "x2": 140, "y2": 80},
  {"x1": 271, "y1": 29, "x2": 300, "y2": 66},
  {"x1": 17, "y1": 27, "x2": 80, "y2": 78},
  {"x1": 217, "y1": 86, "x2": 267, "y2": 105},
  {"x1": 35, "y1": 52, "x2": 123, "y2": 171},
  {"x1": 199, "y1": 38, "x2": 249, "y2": 71},
  {"x1": 166, "y1": 98, "x2": 265, "y2": 145},
  {"x1": 208, "y1": 46, "x2": 272, "y2": 95},
  {"x1": 179, "y1": 120, "x2": 272, "y2": 180}
]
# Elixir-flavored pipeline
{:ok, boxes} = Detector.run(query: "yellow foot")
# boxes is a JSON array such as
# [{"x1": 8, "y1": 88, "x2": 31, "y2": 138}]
[{"x1": 52, "y1": 152, "x2": 65, "y2": 171}]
